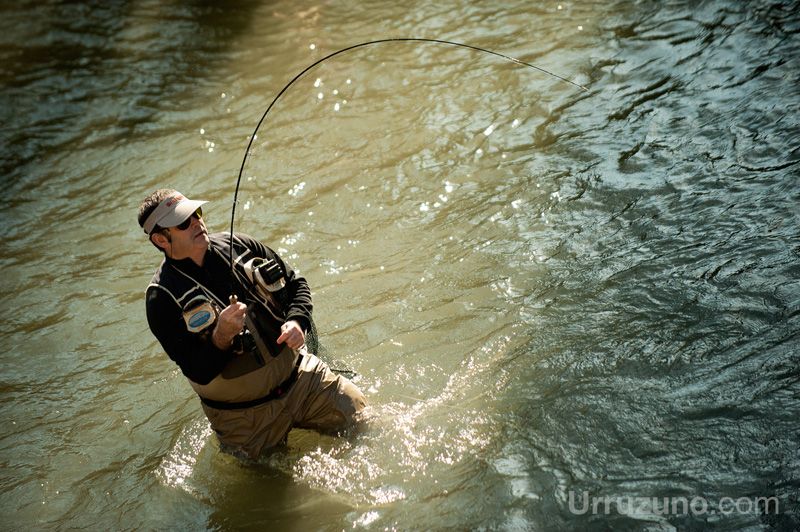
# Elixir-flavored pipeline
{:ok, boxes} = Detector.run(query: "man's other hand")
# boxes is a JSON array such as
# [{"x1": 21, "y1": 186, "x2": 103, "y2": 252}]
[{"x1": 277, "y1": 320, "x2": 305, "y2": 350}]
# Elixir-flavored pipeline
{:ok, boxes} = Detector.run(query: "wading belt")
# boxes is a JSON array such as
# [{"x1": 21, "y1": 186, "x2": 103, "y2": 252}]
[{"x1": 199, "y1": 354, "x2": 302, "y2": 411}]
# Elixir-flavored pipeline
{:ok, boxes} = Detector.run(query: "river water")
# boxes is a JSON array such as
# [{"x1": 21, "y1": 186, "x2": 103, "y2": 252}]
[{"x1": 1, "y1": 1, "x2": 798, "y2": 530}]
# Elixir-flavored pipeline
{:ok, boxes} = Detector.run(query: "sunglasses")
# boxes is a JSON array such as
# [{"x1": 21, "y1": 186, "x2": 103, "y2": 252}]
[{"x1": 171, "y1": 208, "x2": 203, "y2": 231}]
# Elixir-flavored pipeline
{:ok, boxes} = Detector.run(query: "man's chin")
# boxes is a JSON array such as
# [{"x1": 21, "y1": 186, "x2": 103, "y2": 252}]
[{"x1": 195, "y1": 232, "x2": 210, "y2": 243}]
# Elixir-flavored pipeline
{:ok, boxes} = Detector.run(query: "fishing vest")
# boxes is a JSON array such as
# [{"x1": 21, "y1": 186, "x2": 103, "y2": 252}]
[{"x1": 149, "y1": 234, "x2": 298, "y2": 407}]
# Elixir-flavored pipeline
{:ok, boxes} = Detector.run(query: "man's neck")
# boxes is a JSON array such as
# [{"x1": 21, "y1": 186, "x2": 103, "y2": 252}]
[
  {"x1": 188, "y1": 246, "x2": 207, "y2": 267},
  {"x1": 168, "y1": 244, "x2": 208, "y2": 267}
]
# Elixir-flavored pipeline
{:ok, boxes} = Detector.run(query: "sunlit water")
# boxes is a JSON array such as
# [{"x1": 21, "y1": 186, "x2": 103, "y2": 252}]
[{"x1": 1, "y1": 1, "x2": 798, "y2": 530}]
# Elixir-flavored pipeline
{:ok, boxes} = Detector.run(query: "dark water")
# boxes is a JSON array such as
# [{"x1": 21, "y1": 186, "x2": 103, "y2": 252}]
[{"x1": 1, "y1": 1, "x2": 798, "y2": 530}]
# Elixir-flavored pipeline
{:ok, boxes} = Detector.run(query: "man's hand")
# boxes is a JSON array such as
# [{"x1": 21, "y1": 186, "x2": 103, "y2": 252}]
[
  {"x1": 277, "y1": 320, "x2": 305, "y2": 350},
  {"x1": 212, "y1": 298, "x2": 247, "y2": 350}
]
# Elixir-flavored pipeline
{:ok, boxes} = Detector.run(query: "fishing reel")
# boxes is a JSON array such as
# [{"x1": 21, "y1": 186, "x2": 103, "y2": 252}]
[
  {"x1": 242, "y1": 257, "x2": 289, "y2": 307},
  {"x1": 231, "y1": 324, "x2": 259, "y2": 357}
]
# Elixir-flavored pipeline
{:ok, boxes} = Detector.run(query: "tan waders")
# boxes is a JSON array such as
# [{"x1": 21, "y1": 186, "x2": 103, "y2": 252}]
[{"x1": 196, "y1": 348, "x2": 366, "y2": 459}]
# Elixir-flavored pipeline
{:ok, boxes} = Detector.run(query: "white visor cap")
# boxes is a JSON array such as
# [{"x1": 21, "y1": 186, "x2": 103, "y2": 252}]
[{"x1": 143, "y1": 192, "x2": 207, "y2": 235}]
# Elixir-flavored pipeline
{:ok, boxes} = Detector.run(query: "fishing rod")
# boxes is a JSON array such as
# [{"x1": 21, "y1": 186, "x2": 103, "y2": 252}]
[{"x1": 227, "y1": 37, "x2": 588, "y2": 271}]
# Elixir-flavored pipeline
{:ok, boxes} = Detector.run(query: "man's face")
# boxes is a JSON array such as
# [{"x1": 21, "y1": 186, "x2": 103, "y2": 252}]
[{"x1": 152, "y1": 211, "x2": 209, "y2": 260}]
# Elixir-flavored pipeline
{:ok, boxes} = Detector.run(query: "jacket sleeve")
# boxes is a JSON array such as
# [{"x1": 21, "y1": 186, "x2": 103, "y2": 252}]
[
  {"x1": 236, "y1": 233, "x2": 314, "y2": 333},
  {"x1": 146, "y1": 285, "x2": 235, "y2": 384}
]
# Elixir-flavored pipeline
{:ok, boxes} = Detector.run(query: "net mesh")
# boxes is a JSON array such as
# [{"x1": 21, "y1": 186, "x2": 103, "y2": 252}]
[{"x1": 305, "y1": 317, "x2": 355, "y2": 377}]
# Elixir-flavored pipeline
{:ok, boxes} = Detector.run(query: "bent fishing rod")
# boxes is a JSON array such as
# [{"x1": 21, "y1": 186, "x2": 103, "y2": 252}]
[{"x1": 227, "y1": 37, "x2": 588, "y2": 275}]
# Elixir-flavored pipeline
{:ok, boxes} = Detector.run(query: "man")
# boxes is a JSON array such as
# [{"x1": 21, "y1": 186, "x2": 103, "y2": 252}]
[{"x1": 138, "y1": 188, "x2": 366, "y2": 459}]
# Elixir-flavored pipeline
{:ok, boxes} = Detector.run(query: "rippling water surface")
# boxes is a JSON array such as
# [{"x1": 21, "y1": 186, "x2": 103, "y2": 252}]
[{"x1": 1, "y1": 1, "x2": 798, "y2": 530}]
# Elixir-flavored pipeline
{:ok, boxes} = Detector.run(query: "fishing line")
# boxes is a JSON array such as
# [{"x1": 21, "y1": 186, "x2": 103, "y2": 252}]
[
  {"x1": 228, "y1": 37, "x2": 588, "y2": 270},
  {"x1": 226, "y1": 38, "x2": 586, "y2": 372}
]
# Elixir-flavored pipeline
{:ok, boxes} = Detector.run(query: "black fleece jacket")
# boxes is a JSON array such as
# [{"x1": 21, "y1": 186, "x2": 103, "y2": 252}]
[{"x1": 145, "y1": 233, "x2": 313, "y2": 384}]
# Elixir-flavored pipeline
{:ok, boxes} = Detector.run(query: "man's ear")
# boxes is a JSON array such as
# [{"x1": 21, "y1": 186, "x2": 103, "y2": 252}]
[{"x1": 150, "y1": 231, "x2": 170, "y2": 252}]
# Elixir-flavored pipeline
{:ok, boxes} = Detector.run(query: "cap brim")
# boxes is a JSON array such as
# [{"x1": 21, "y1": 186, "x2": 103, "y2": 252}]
[{"x1": 156, "y1": 199, "x2": 207, "y2": 229}]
